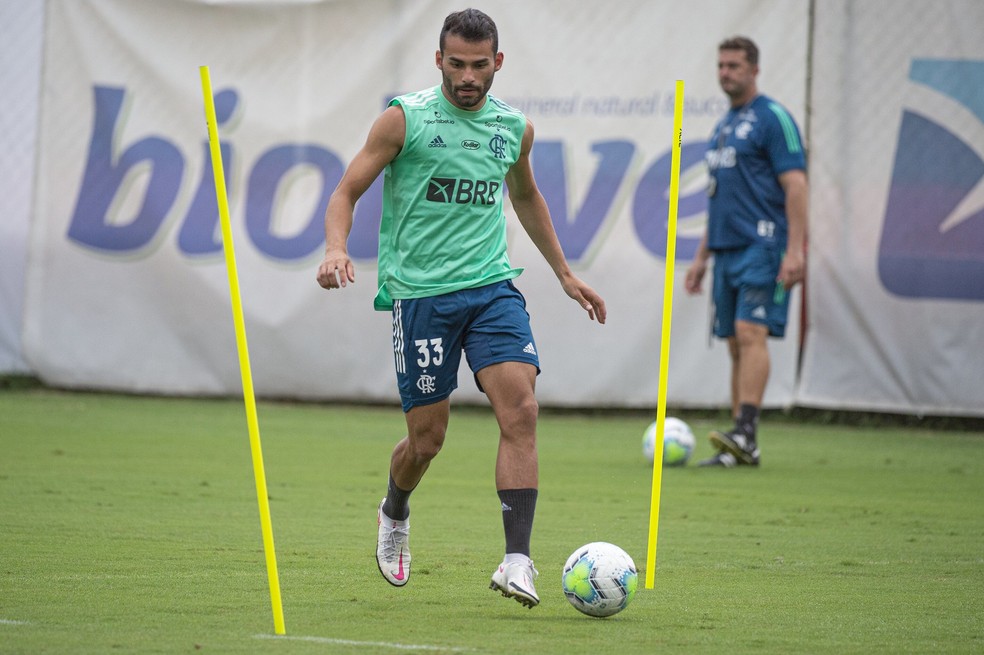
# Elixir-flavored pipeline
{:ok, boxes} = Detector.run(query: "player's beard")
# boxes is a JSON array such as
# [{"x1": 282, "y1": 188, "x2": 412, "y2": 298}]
[{"x1": 442, "y1": 72, "x2": 494, "y2": 109}]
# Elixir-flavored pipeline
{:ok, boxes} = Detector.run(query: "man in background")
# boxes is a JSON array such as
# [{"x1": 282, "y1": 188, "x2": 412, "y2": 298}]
[{"x1": 685, "y1": 36, "x2": 808, "y2": 468}]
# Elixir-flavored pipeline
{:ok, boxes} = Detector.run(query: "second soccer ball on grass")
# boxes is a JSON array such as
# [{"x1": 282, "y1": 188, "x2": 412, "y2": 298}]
[{"x1": 642, "y1": 417, "x2": 696, "y2": 466}]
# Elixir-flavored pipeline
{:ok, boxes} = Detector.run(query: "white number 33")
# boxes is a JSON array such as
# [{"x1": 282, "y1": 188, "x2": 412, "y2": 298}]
[{"x1": 414, "y1": 338, "x2": 444, "y2": 368}]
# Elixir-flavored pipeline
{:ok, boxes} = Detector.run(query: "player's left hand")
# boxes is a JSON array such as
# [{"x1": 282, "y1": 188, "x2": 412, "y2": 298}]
[
  {"x1": 776, "y1": 251, "x2": 805, "y2": 290},
  {"x1": 562, "y1": 276, "x2": 607, "y2": 324}
]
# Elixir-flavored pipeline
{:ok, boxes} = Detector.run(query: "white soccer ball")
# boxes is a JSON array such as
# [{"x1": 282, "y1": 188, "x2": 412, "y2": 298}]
[
  {"x1": 642, "y1": 417, "x2": 696, "y2": 466},
  {"x1": 562, "y1": 542, "x2": 639, "y2": 618}
]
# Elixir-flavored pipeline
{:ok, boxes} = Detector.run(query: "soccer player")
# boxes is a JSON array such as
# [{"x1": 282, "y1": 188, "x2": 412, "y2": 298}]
[
  {"x1": 316, "y1": 9, "x2": 606, "y2": 607},
  {"x1": 684, "y1": 36, "x2": 808, "y2": 468}
]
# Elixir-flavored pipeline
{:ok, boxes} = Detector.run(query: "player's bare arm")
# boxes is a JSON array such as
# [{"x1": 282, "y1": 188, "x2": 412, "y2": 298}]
[
  {"x1": 777, "y1": 168, "x2": 808, "y2": 290},
  {"x1": 506, "y1": 120, "x2": 607, "y2": 324},
  {"x1": 317, "y1": 106, "x2": 405, "y2": 290}
]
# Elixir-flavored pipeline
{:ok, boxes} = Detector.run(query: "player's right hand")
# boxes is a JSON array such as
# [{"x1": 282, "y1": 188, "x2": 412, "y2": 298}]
[
  {"x1": 684, "y1": 262, "x2": 706, "y2": 295},
  {"x1": 317, "y1": 250, "x2": 355, "y2": 290}
]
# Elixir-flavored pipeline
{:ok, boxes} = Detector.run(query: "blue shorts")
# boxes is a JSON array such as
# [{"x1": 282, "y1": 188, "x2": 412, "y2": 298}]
[
  {"x1": 712, "y1": 245, "x2": 789, "y2": 338},
  {"x1": 391, "y1": 280, "x2": 540, "y2": 412}
]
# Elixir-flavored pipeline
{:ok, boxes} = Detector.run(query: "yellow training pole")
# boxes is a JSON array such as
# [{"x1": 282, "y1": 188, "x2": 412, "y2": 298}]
[
  {"x1": 646, "y1": 79, "x2": 684, "y2": 589},
  {"x1": 199, "y1": 65, "x2": 286, "y2": 636}
]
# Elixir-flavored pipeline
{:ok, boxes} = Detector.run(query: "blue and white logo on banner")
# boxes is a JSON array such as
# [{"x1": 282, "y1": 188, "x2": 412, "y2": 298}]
[{"x1": 878, "y1": 60, "x2": 984, "y2": 301}]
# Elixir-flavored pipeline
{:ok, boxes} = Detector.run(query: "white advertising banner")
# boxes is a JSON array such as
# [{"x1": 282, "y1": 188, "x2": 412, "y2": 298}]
[
  {"x1": 800, "y1": 0, "x2": 984, "y2": 416},
  {"x1": 25, "y1": 0, "x2": 808, "y2": 407},
  {"x1": 0, "y1": 0, "x2": 43, "y2": 374}
]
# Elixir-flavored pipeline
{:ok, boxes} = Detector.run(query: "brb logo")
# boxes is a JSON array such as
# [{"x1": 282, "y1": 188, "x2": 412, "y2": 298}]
[
  {"x1": 426, "y1": 177, "x2": 500, "y2": 205},
  {"x1": 878, "y1": 59, "x2": 984, "y2": 301}
]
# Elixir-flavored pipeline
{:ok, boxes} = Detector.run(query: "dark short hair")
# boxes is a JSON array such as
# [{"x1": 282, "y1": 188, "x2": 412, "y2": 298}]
[
  {"x1": 719, "y1": 36, "x2": 759, "y2": 66},
  {"x1": 440, "y1": 8, "x2": 498, "y2": 54}
]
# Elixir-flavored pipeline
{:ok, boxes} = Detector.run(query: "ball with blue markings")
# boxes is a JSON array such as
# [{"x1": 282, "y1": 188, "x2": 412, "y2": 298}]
[{"x1": 562, "y1": 542, "x2": 638, "y2": 617}]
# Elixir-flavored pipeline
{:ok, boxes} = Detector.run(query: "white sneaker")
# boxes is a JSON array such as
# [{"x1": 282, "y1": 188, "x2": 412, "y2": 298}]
[
  {"x1": 489, "y1": 557, "x2": 539, "y2": 608},
  {"x1": 376, "y1": 499, "x2": 410, "y2": 586}
]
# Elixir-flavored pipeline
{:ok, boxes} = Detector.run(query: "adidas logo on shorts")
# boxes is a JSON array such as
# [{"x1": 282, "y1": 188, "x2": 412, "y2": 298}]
[{"x1": 523, "y1": 342, "x2": 537, "y2": 355}]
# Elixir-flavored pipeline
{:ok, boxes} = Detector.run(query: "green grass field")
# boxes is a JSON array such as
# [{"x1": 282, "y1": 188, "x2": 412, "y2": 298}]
[{"x1": 1, "y1": 388, "x2": 982, "y2": 654}]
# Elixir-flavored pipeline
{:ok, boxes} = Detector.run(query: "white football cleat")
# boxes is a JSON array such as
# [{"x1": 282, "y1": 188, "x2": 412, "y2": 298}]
[
  {"x1": 376, "y1": 499, "x2": 410, "y2": 587},
  {"x1": 489, "y1": 558, "x2": 539, "y2": 608}
]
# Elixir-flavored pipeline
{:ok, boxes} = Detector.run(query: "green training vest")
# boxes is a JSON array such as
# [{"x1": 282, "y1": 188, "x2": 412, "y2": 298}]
[{"x1": 373, "y1": 85, "x2": 527, "y2": 310}]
